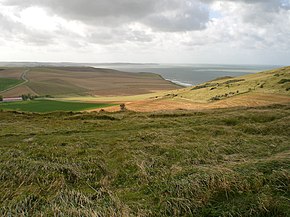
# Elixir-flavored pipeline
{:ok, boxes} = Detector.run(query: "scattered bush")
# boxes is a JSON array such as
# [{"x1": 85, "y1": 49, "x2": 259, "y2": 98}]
[
  {"x1": 223, "y1": 79, "x2": 245, "y2": 84},
  {"x1": 21, "y1": 94, "x2": 36, "y2": 101},
  {"x1": 191, "y1": 83, "x2": 217, "y2": 90},
  {"x1": 278, "y1": 79, "x2": 290, "y2": 84},
  {"x1": 210, "y1": 96, "x2": 221, "y2": 101}
]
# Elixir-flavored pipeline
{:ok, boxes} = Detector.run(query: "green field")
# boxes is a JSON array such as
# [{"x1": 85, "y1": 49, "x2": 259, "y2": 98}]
[
  {"x1": 0, "y1": 100, "x2": 114, "y2": 112},
  {"x1": 0, "y1": 105, "x2": 289, "y2": 216},
  {"x1": 0, "y1": 78, "x2": 23, "y2": 92}
]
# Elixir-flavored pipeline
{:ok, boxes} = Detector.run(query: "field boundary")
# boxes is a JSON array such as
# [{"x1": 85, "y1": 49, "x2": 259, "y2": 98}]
[{"x1": 0, "y1": 69, "x2": 30, "y2": 94}]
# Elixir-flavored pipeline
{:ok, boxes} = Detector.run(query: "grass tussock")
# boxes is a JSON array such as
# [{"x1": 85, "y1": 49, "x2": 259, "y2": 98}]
[{"x1": 0, "y1": 104, "x2": 290, "y2": 216}]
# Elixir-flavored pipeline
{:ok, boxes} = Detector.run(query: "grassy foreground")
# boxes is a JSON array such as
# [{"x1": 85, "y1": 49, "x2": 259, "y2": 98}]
[
  {"x1": 0, "y1": 105, "x2": 290, "y2": 216},
  {"x1": 0, "y1": 100, "x2": 114, "y2": 113}
]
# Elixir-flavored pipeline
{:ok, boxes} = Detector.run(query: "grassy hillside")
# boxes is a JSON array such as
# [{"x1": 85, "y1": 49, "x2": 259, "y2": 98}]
[
  {"x1": 80, "y1": 66, "x2": 289, "y2": 112},
  {"x1": 165, "y1": 66, "x2": 290, "y2": 103},
  {"x1": 0, "y1": 105, "x2": 289, "y2": 216}
]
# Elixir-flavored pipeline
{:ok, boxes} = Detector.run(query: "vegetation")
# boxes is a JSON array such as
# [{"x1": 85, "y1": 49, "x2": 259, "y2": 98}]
[
  {"x1": 162, "y1": 66, "x2": 290, "y2": 103},
  {"x1": 0, "y1": 78, "x2": 23, "y2": 92},
  {"x1": 0, "y1": 95, "x2": 2, "y2": 101},
  {"x1": 21, "y1": 94, "x2": 37, "y2": 101},
  {"x1": 0, "y1": 100, "x2": 114, "y2": 113},
  {"x1": 278, "y1": 79, "x2": 290, "y2": 84},
  {"x1": 0, "y1": 105, "x2": 289, "y2": 216}
]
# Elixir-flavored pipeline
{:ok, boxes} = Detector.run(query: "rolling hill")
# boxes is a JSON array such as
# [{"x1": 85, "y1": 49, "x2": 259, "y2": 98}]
[
  {"x1": 0, "y1": 67, "x2": 180, "y2": 97},
  {"x1": 84, "y1": 66, "x2": 290, "y2": 112},
  {"x1": 0, "y1": 66, "x2": 289, "y2": 216},
  {"x1": 1, "y1": 66, "x2": 289, "y2": 112}
]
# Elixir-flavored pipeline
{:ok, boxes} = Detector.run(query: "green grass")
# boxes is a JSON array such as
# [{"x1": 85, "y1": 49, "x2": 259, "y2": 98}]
[
  {"x1": 0, "y1": 100, "x2": 114, "y2": 112},
  {"x1": 0, "y1": 104, "x2": 289, "y2": 216},
  {"x1": 0, "y1": 78, "x2": 23, "y2": 91},
  {"x1": 163, "y1": 66, "x2": 290, "y2": 103}
]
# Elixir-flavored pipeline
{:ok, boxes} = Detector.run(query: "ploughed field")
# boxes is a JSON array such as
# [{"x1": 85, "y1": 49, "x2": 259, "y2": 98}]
[
  {"x1": 0, "y1": 67, "x2": 180, "y2": 97},
  {"x1": 0, "y1": 105, "x2": 289, "y2": 216}
]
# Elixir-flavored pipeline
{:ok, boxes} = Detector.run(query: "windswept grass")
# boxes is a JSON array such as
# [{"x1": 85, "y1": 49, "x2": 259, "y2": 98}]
[
  {"x1": 0, "y1": 100, "x2": 114, "y2": 112},
  {"x1": 0, "y1": 105, "x2": 289, "y2": 216}
]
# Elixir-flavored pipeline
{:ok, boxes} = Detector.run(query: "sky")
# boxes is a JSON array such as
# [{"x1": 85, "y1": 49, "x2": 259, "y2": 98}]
[{"x1": 0, "y1": 0, "x2": 290, "y2": 65}]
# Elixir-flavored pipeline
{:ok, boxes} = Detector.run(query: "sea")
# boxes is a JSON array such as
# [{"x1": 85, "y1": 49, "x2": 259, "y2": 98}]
[{"x1": 92, "y1": 64, "x2": 281, "y2": 87}]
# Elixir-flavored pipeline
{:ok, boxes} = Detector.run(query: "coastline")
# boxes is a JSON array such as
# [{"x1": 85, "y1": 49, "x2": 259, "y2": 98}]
[{"x1": 165, "y1": 79, "x2": 193, "y2": 87}]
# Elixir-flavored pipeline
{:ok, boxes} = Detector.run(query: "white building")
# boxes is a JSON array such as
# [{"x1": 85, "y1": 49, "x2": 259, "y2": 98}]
[{"x1": 2, "y1": 97, "x2": 23, "y2": 102}]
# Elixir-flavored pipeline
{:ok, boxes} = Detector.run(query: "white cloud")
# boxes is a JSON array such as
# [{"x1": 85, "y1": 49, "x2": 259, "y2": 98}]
[{"x1": 0, "y1": 0, "x2": 289, "y2": 64}]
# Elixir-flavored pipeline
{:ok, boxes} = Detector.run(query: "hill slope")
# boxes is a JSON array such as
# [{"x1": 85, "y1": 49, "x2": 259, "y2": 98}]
[
  {"x1": 173, "y1": 66, "x2": 290, "y2": 102},
  {"x1": 0, "y1": 105, "x2": 289, "y2": 216},
  {"x1": 0, "y1": 67, "x2": 180, "y2": 97},
  {"x1": 91, "y1": 66, "x2": 290, "y2": 112}
]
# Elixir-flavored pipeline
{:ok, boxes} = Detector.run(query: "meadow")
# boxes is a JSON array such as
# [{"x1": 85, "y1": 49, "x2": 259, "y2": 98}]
[
  {"x1": 0, "y1": 100, "x2": 114, "y2": 113},
  {"x1": 0, "y1": 104, "x2": 289, "y2": 216},
  {"x1": 0, "y1": 78, "x2": 23, "y2": 92}
]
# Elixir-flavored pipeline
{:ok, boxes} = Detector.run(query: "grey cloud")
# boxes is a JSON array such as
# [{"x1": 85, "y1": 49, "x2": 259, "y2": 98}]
[
  {"x1": 1, "y1": 0, "x2": 289, "y2": 51},
  {"x1": 202, "y1": 0, "x2": 289, "y2": 10},
  {"x1": 0, "y1": 12, "x2": 57, "y2": 45},
  {"x1": 202, "y1": 0, "x2": 289, "y2": 26},
  {"x1": 0, "y1": 12, "x2": 19, "y2": 33},
  {"x1": 145, "y1": 1, "x2": 209, "y2": 32},
  {"x1": 87, "y1": 28, "x2": 153, "y2": 45},
  {"x1": 2, "y1": 0, "x2": 210, "y2": 32}
]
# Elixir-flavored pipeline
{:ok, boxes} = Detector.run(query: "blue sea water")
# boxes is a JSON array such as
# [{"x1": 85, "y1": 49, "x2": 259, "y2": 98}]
[{"x1": 93, "y1": 64, "x2": 281, "y2": 87}]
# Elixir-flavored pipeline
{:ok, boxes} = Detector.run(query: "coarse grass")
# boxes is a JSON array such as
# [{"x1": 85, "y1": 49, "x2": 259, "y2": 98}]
[
  {"x1": 159, "y1": 66, "x2": 290, "y2": 103},
  {"x1": 0, "y1": 78, "x2": 23, "y2": 92},
  {"x1": 0, "y1": 99, "x2": 114, "y2": 113},
  {"x1": 0, "y1": 104, "x2": 289, "y2": 216}
]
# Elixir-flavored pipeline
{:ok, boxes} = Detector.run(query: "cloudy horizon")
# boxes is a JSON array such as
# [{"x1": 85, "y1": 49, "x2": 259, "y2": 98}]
[{"x1": 0, "y1": 0, "x2": 290, "y2": 65}]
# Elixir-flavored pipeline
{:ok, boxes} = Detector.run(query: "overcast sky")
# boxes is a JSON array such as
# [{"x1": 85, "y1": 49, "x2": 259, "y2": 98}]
[{"x1": 0, "y1": 0, "x2": 289, "y2": 65}]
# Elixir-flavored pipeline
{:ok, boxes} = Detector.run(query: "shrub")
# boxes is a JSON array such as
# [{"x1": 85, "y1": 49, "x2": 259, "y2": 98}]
[
  {"x1": 278, "y1": 79, "x2": 290, "y2": 84},
  {"x1": 120, "y1": 104, "x2": 126, "y2": 112},
  {"x1": 210, "y1": 96, "x2": 221, "y2": 101}
]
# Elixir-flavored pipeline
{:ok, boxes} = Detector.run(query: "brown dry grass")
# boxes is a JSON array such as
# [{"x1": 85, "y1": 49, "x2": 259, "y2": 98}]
[{"x1": 91, "y1": 93, "x2": 290, "y2": 112}]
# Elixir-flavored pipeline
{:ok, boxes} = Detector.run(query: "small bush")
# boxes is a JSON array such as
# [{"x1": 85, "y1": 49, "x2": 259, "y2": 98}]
[
  {"x1": 210, "y1": 96, "x2": 221, "y2": 101},
  {"x1": 278, "y1": 79, "x2": 290, "y2": 84}
]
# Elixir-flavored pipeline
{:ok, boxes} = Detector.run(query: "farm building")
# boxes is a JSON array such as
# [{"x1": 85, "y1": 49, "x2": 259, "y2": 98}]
[{"x1": 2, "y1": 97, "x2": 23, "y2": 102}]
